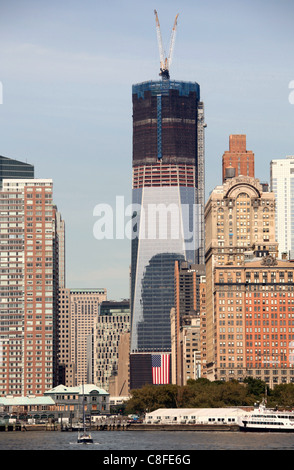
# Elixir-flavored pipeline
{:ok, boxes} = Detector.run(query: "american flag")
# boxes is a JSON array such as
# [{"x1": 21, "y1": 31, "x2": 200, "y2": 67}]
[{"x1": 152, "y1": 354, "x2": 170, "y2": 385}]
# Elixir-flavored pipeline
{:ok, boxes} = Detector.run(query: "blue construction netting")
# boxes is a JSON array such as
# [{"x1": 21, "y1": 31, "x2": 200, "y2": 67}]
[{"x1": 132, "y1": 80, "x2": 200, "y2": 99}]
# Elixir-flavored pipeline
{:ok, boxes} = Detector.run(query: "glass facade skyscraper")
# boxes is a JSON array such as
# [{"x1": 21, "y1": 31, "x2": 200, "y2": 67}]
[
  {"x1": 0, "y1": 155, "x2": 34, "y2": 188},
  {"x1": 130, "y1": 79, "x2": 205, "y2": 387}
]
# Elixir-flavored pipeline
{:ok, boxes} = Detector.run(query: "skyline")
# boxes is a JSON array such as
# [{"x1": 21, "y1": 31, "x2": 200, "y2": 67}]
[{"x1": 0, "y1": 0, "x2": 293, "y2": 299}]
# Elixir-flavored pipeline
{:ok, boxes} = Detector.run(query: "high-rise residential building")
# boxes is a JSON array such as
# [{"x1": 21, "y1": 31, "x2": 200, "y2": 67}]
[
  {"x1": 93, "y1": 300, "x2": 130, "y2": 392},
  {"x1": 270, "y1": 156, "x2": 294, "y2": 258},
  {"x1": 0, "y1": 178, "x2": 60, "y2": 396},
  {"x1": 130, "y1": 78, "x2": 206, "y2": 387},
  {"x1": 57, "y1": 287, "x2": 73, "y2": 386},
  {"x1": 57, "y1": 288, "x2": 106, "y2": 387},
  {"x1": 222, "y1": 135, "x2": 255, "y2": 183},
  {"x1": 0, "y1": 155, "x2": 34, "y2": 189}
]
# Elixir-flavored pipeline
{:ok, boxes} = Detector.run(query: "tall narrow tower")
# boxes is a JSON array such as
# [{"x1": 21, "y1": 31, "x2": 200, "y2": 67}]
[
  {"x1": 270, "y1": 156, "x2": 294, "y2": 258},
  {"x1": 0, "y1": 178, "x2": 60, "y2": 396},
  {"x1": 222, "y1": 135, "x2": 255, "y2": 183},
  {"x1": 129, "y1": 12, "x2": 206, "y2": 388}
]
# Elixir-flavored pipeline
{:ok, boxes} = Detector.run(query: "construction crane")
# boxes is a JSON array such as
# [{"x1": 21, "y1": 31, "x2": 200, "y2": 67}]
[{"x1": 154, "y1": 9, "x2": 179, "y2": 80}]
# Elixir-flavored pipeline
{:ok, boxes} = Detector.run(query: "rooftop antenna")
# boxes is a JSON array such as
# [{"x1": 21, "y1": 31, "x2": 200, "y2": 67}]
[{"x1": 154, "y1": 9, "x2": 179, "y2": 80}]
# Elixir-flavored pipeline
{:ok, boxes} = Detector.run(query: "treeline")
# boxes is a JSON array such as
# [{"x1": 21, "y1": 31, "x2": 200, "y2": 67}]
[{"x1": 123, "y1": 378, "x2": 294, "y2": 415}]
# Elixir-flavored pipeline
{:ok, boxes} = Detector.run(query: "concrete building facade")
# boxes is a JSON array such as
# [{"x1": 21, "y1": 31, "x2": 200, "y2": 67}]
[
  {"x1": 93, "y1": 301, "x2": 130, "y2": 392},
  {"x1": 108, "y1": 331, "x2": 130, "y2": 398}
]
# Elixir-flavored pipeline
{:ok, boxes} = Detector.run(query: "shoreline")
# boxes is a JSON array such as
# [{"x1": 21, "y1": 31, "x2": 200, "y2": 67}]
[{"x1": 0, "y1": 422, "x2": 241, "y2": 432}]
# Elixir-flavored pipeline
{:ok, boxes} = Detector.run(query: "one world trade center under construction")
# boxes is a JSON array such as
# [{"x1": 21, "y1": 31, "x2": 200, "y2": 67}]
[{"x1": 129, "y1": 11, "x2": 206, "y2": 388}]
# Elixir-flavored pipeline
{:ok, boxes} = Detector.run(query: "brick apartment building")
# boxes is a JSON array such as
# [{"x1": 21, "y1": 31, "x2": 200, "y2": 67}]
[
  {"x1": 0, "y1": 178, "x2": 60, "y2": 396},
  {"x1": 214, "y1": 255, "x2": 294, "y2": 387}
]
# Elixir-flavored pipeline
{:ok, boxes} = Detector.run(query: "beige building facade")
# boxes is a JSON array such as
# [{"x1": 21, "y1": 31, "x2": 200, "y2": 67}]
[
  {"x1": 108, "y1": 332, "x2": 130, "y2": 397},
  {"x1": 205, "y1": 173, "x2": 278, "y2": 381},
  {"x1": 57, "y1": 288, "x2": 106, "y2": 387}
]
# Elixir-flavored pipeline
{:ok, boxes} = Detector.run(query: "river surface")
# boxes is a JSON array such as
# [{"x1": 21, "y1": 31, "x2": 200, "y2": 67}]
[{"x1": 0, "y1": 430, "x2": 293, "y2": 451}]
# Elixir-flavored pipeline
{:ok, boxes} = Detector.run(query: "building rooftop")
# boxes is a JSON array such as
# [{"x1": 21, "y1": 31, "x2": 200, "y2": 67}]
[
  {"x1": 0, "y1": 396, "x2": 55, "y2": 406},
  {"x1": 69, "y1": 288, "x2": 106, "y2": 294},
  {"x1": 44, "y1": 384, "x2": 109, "y2": 396},
  {"x1": 146, "y1": 408, "x2": 247, "y2": 418}
]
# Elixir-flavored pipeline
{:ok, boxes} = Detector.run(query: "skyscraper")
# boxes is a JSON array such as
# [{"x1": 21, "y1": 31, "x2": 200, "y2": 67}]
[
  {"x1": 58, "y1": 288, "x2": 107, "y2": 387},
  {"x1": 130, "y1": 78, "x2": 205, "y2": 387},
  {"x1": 205, "y1": 138, "x2": 279, "y2": 381},
  {"x1": 0, "y1": 178, "x2": 60, "y2": 396},
  {"x1": 270, "y1": 156, "x2": 294, "y2": 258},
  {"x1": 171, "y1": 261, "x2": 205, "y2": 385}
]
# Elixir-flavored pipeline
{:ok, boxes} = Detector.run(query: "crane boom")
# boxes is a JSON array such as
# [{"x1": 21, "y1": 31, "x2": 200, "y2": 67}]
[
  {"x1": 167, "y1": 13, "x2": 179, "y2": 71},
  {"x1": 154, "y1": 10, "x2": 165, "y2": 72},
  {"x1": 154, "y1": 10, "x2": 179, "y2": 80}
]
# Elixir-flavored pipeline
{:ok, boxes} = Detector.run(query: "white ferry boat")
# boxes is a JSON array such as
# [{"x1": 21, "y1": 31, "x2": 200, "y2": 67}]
[{"x1": 239, "y1": 401, "x2": 294, "y2": 432}]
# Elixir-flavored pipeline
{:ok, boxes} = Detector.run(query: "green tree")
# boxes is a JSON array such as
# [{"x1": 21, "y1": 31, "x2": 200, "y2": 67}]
[
  {"x1": 268, "y1": 383, "x2": 294, "y2": 409},
  {"x1": 125, "y1": 384, "x2": 180, "y2": 415},
  {"x1": 243, "y1": 377, "x2": 268, "y2": 400},
  {"x1": 124, "y1": 378, "x2": 293, "y2": 414}
]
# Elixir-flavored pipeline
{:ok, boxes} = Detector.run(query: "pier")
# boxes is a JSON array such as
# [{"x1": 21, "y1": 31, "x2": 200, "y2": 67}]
[
  {"x1": 0, "y1": 418, "x2": 240, "y2": 432},
  {"x1": 0, "y1": 422, "x2": 57, "y2": 432}
]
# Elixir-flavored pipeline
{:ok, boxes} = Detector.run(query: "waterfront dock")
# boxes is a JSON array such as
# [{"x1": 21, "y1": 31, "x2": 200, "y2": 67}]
[
  {"x1": 0, "y1": 419, "x2": 240, "y2": 432},
  {"x1": 0, "y1": 422, "x2": 57, "y2": 432},
  {"x1": 127, "y1": 423, "x2": 240, "y2": 432}
]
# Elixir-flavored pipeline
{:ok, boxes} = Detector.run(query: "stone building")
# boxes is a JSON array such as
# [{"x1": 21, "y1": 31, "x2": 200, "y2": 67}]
[
  {"x1": 57, "y1": 288, "x2": 107, "y2": 387},
  {"x1": 205, "y1": 169, "x2": 279, "y2": 381}
]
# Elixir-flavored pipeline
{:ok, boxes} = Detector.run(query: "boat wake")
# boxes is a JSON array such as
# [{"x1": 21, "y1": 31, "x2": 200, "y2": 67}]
[{"x1": 69, "y1": 441, "x2": 100, "y2": 446}]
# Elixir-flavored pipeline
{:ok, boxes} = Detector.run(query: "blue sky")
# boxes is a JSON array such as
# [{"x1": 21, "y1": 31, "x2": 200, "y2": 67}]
[{"x1": 0, "y1": 0, "x2": 293, "y2": 299}]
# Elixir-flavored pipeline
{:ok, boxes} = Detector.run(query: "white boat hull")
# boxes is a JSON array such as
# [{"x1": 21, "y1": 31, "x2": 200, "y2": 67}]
[{"x1": 240, "y1": 420, "x2": 294, "y2": 432}]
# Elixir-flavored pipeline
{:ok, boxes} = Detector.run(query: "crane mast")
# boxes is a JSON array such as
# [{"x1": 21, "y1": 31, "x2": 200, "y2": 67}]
[{"x1": 154, "y1": 10, "x2": 179, "y2": 80}]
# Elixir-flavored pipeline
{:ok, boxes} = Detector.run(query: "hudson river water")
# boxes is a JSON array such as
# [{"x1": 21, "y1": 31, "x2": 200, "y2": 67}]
[{"x1": 0, "y1": 430, "x2": 293, "y2": 451}]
